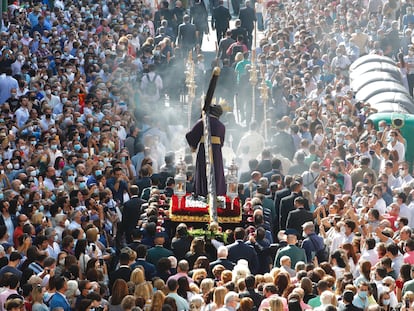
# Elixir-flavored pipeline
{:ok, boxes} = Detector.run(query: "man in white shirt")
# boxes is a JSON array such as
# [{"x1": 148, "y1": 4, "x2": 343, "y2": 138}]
[
  {"x1": 45, "y1": 228, "x2": 61, "y2": 259},
  {"x1": 387, "y1": 130, "x2": 405, "y2": 163},
  {"x1": 14, "y1": 96, "x2": 30, "y2": 128},
  {"x1": 43, "y1": 166, "x2": 56, "y2": 191},
  {"x1": 392, "y1": 162, "x2": 413, "y2": 193}
]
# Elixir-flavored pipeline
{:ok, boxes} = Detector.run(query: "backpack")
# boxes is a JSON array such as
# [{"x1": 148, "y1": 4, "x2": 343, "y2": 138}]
[
  {"x1": 231, "y1": 44, "x2": 244, "y2": 63},
  {"x1": 145, "y1": 74, "x2": 159, "y2": 95}
]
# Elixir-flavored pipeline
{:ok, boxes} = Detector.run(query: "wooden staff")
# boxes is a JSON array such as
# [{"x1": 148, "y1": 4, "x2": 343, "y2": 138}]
[{"x1": 202, "y1": 67, "x2": 221, "y2": 223}]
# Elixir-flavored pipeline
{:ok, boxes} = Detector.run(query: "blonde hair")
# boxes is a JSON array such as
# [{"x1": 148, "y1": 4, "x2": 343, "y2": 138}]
[
  {"x1": 213, "y1": 287, "x2": 227, "y2": 307},
  {"x1": 130, "y1": 267, "x2": 146, "y2": 285},
  {"x1": 150, "y1": 290, "x2": 165, "y2": 311},
  {"x1": 153, "y1": 278, "x2": 165, "y2": 292},
  {"x1": 235, "y1": 52, "x2": 244, "y2": 62},
  {"x1": 221, "y1": 270, "x2": 233, "y2": 284},
  {"x1": 270, "y1": 268, "x2": 281, "y2": 281},
  {"x1": 31, "y1": 285, "x2": 44, "y2": 304},
  {"x1": 134, "y1": 282, "x2": 153, "y2": 302},
  {"x1": 200, "y1": 278, "x2": 214, "y2": 295},
  {"x1": 192, "y1": 268, "x2": 207, "y2": 283},
  {"x1": 31, "y1": 213, "x2": 43, "y2": 226},
  {"x1": 269, "y1": 297, "x2": 284, "y2": 311}
]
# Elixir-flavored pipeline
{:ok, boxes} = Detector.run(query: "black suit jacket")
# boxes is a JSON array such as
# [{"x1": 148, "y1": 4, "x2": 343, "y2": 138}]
[
  {"x1": 218, "y1": 37, "x2": 236, "y2": 59},
  {"x1": 227, "y1": 240, "x2": 259, "y2": 274},
  {"x1": 273, "y1": 187, "x2": 291, "y2": 232},
  {"x1": 122, "y1": 196, "x2": 146, "y2": 242},
  {"x1": 279, "y1": 192, "x2": 299, "y2": 231},
  {"x1": 257, "y1": 159, "x2": 272, "y2": 175},
  {"x1": 171, "y1": 236, "x2": 192, "y2": 261},
  {"x1": 239, "y1": 289, "x2": 264, "y2": 311},
  {"x1": 343, "y1": 304, "x2": 364, "y2": 311},
  {"x1": 230, "y1": 26, "x2": 248, "y2": 42},
  {"x1": 286, "y1": 208, "x2": 314, "y2": 237},
  {"x1": 177, "y1": 22, "x2": 197, "y2": 48},
  {"x1": 109, "y1": 266, "x2": 131, "y2": 293},
  {"x1": 239, "y1": 6, "x2": 256, "y2": 32},
  {"x1": 279, "y1": 192, "x2": 309, "y2": 231},
  {"x1": 212, "y1": 5, "x2": 231, "y2": 30}
]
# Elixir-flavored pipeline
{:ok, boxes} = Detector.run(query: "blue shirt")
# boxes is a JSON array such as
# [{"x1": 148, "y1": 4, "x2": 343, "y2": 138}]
[
  {"x1": 106, "y1": 177, "x2": 129, "y2": 203},
  {"x1": 0, "y1": 74, "x2": 18, "y2": 105}
]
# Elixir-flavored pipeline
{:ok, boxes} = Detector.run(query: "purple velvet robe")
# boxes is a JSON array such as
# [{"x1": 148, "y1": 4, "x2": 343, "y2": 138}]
[{"x1": 185, "y1": 116, "x2": 226, "y2": 197}]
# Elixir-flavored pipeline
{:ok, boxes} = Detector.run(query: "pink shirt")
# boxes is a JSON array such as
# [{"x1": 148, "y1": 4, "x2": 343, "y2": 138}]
[
  {"x1": 403, "y1": 250, "x2": 414, "y2": 264},
  {"x1": 259, "y1": 294, "x2": 288, "y2": 311}
]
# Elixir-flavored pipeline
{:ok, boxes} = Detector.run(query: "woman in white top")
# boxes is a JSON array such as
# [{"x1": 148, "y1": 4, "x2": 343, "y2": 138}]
[
  {"x1": 330, "y1": 249, "x2": 349, "y2": 280},
  {"x1": 342, "y1": 243, "x2": 359, "y2": 278},
  {"x1": 74, "y1": 238, "x2": 91, "y2": 278}
]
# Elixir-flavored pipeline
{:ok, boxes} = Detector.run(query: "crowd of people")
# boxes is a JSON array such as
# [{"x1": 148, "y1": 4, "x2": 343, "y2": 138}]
[{"x1": 0, "y1": 0, "x2": 414, "y2": 310}]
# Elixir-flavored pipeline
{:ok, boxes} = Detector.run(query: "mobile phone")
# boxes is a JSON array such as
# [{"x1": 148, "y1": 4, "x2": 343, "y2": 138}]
[
  {"x1": 99, "y1": 258, "x2": 104, "y2": 266},
  {"x1": 406, "y1": 299, "x2": 410, "y2": 309},
  {"x1": 122, "y1": 156, "x2": 127, "y2": 164},
  {"x1": 90, "y1": 148, "x2": 95, "y2": 156}
]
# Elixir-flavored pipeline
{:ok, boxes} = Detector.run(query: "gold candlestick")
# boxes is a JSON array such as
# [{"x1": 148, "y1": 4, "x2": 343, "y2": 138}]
[
  {"x1": 185, "y1": 51, "x2": 197, "y2": 129},
  {"x1": 259, "y1": 65, "x2": 269, "y2": 141}
]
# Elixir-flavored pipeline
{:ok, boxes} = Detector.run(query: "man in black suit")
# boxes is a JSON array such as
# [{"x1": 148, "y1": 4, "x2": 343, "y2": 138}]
[
  {"x1": 109, "y1": 252, "x2": 132, "y2": 292},
  {"x1": 273, "y1": 175, "x2": 293, "y2": 233},
  {"x1": 230, "y1": 19, "x2": 248, "y2": 44},
  {"x1": 218, "y1": 30, "x2": 235, "y2": 60},
  {"x1": 286, "y1": 197, "x2": 313, "y2": 238},
  {"x1": 227, "y1": 227, "x2": 259, "y2": 274},
  {"x1": 131, "y1": 244, "x2": 157, "y2": 281},
  {"x1": 122, "y1": 185, "x2": 146, "y2": 243},
  {"x1": 279, "y1": 181, "x2": 307, "y2": 231},
  {"x1": 239, "y1": 159, "x2": 259, "y2": 183},
  {"x1": 256, "y1": 149, "x2": 272, "y2": 175},
  {"x1": 238, "y1": 0, "x2": 256, "y2": 49},
  {"x1": 177, "y1": 15, "x2": 197, "y2": 54},
  {"x1": 264, "y1": 157, "x2": 284, "y2": 183},
  {"x1": 209, "y1": 245, "x2": 235, "y2": 277},
  {"x1": 212, "y1": 0, "x2": 232, "y2": 43},
  {"x1": 128, "y1": 228, "x2": 147, "y2": 253}
]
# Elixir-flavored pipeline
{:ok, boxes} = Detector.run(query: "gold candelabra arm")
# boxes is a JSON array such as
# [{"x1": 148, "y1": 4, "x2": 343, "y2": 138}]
[
  {"x1": 249, "y1": 64, "x2": 258, "y2": 85},
  {"x1": 259, "y1": 80, "x2": 269, "y2": 100}
]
